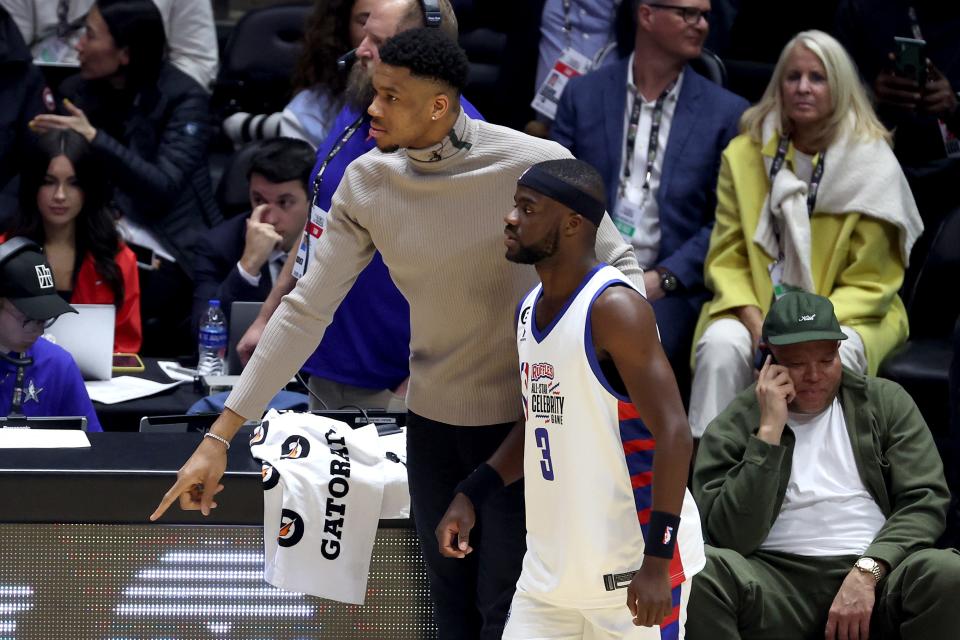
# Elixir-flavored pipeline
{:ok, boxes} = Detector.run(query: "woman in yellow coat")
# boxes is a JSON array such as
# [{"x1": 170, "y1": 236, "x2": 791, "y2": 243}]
[{"x1": 688, "y1": 30, "x2": 923, "y2": 437}]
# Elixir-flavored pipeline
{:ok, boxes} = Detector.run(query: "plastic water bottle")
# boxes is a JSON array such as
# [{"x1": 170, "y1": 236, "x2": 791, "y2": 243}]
[{"x1": 198, "y1": 299, "x2": 227, "y2": 376}]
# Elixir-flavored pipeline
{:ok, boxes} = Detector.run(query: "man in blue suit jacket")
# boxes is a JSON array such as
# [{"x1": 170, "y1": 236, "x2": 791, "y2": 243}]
[
  {"x1": 552, "y1": 0, "x2": 747, "y2": 388},
  {"x1": 192, "y1": 138, "x2": 315, "y2": 335}
]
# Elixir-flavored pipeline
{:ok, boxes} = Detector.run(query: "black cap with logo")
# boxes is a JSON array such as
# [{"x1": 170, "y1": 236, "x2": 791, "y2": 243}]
[
  {"x1": 762, "y1": 292, "x2": 848, "y2": 346},
  {"x1": 0, "y1": 241, "x2": 76, "y2": 321}
]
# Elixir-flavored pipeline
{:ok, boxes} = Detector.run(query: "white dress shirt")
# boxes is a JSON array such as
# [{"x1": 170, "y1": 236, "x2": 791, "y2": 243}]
[{"x1": 614, "y1": 56, "x2": 683, "y2": 268}]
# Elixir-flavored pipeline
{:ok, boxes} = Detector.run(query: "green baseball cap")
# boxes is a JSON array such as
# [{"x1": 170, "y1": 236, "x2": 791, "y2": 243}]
[{"x1": 762, "y1": 292, "x2": 847, "y2": 346}]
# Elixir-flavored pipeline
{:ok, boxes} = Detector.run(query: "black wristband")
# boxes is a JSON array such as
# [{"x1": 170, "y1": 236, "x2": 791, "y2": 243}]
[
  {"x1": 454, "y1": 463, "x2": 504, "y2": 508},
  {"x1": 644, "y1": 511, "x2": 681, "y2": 559}
]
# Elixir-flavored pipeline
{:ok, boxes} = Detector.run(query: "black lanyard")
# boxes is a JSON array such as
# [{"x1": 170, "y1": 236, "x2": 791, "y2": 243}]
[
  {"x1": 309, "y1": 114, "x2": 367, "y2": 208},
  {"x1": 769, "y1": 135, "x2": 826, "y2": 217},
  {"x1": 9, "y1": 358, "x2": 27, "y2": 417},
  {"x1": 622, "y1": 81, "x2": 675, "y2": 193},
  {"x1": 57, "y1": 0, "x2": 70, "y2": 37},
  {"x1": 298, "y1": 114, "x2": 367, "y2": 274}
]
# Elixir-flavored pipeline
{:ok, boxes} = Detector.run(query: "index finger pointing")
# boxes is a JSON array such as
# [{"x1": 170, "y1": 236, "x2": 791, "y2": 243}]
[{"x1": 150, "y1": 477, "x2": 192, "y2": 521}]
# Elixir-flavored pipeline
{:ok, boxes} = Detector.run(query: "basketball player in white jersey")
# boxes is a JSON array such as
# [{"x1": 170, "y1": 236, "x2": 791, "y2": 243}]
[{"x1": 436, "y1": 159, "x2": 704, "y2": 639}]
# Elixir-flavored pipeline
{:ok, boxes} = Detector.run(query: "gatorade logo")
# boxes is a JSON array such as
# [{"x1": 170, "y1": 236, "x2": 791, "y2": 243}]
[
  {"x1": 278, "y1": 509, "x2": 304, "y2": 547},
  {"x1": 250, "y1": 421, "x2": 269, "y2": 446},
  {"x1": 261, "y1": 462, "x2": 280, "y2": 490},
  {"x1": 279, "y1": 435, "x2": 311, "y2": 460}
]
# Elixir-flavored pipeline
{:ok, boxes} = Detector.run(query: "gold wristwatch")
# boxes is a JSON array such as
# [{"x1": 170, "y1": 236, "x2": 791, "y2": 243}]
[{"x1": 854, "y1": 557, "x2": 883, "y2": 583}]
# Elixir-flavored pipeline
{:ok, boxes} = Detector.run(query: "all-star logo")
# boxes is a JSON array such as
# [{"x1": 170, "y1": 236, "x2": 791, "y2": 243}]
[
  {"x1": 279, "y1": 435, "x2": 311, "y2": 460},
  {"x1": 261, "y1": 461, "x2": 280, "y2": 490},
  {"x1": 278, "y1": 509, "x2": 304, "y2": 547},
  {"x1": 249, "y1": 420, "x2": 269, "y2": 446},
  {"x1": 24, "y1": 379, "x2": 43, "y2": 404},
  {"x1": 35, "y1": 265, "x2": 54, "y2": 289}
]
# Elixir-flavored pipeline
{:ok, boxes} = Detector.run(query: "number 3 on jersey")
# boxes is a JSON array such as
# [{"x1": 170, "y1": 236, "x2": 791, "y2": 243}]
[{"x1": 534, "y1": 427, "x2": 555, "y2": 481}]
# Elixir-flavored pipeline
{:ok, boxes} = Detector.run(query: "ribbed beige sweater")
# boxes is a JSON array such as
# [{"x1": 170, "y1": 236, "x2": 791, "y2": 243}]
[{"x1": 227, "y1": 113, "x2": 642, "y2": 426}]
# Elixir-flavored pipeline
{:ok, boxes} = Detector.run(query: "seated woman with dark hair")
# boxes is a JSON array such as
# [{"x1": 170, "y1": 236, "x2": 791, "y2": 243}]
[
  {"x1": 29, "y1": 0, "x2": 221, "y2": 354},
  {"x1": 222, "y1": 0, "x2": 376, "y2": 149},
  {"x1": 3, "y1": 129, "x2": 141, "y2": 353}
]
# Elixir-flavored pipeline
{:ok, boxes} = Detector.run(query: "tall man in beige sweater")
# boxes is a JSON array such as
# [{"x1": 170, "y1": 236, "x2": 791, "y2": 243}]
[{"x1": 152, "y1": 29, "x2": 643, "y2": 639}]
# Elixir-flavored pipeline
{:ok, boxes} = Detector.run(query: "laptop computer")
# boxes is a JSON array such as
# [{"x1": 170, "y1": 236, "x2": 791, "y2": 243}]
[
  {"x1": 228, "y1": 301, "x2": 262, "y2": 375},
  {"x1": 44, "y1": 304, "x2": 115, "y2": 381}
]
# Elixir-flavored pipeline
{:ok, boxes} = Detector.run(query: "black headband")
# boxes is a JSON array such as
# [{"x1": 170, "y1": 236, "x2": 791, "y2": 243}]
[{"x1": 517, "y1": 165, "x2": 606, "y2": 225}]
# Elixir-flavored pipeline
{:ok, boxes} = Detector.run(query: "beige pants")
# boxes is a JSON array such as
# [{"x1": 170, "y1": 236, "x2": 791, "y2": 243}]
[
  {"x1": 307, "y1": 375, "x2": 406, "y2": 412},
  {"x1": 687, "y1": 318, "x2": 867, "y2": 437}
]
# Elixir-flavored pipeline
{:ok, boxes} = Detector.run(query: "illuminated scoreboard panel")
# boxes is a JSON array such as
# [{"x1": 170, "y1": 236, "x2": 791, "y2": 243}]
[{"x1": 0, "y1": 524, "x2": 436, "y2": 639}]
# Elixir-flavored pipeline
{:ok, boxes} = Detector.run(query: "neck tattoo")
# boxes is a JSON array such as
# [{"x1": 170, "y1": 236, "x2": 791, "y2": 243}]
[{"x1": 409, "y1": 111, "x2": 472, "y2": 163}]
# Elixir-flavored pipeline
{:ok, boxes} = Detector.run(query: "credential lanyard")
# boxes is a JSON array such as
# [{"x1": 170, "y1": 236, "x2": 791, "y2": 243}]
[
  {"x1": 310, "y1": 114, "x2": 367, "y2": 209},
  {"x1": 298, "y1": 114, "x2": 367, "y2": 274},
  {"x1": 9, "y1": 359, "x2": 27, "y2": 417},
  {"x1": 561, "y1": 0, "x2": 574, "y2": 49},
  {"x1": 621, "y1": 81, "x2": 676, "y2": 196}
]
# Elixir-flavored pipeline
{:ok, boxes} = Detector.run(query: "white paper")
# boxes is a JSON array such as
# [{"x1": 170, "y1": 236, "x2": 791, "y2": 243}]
[
  {"x1": 157, "y1": 360, "x2": 197, "y2": 382},
  {"x1": 0, "y1": 429, "x2": 90, "y2": 448},
  {"x1": 85, "y1": 376, "x2": 184, "y2": 405}
]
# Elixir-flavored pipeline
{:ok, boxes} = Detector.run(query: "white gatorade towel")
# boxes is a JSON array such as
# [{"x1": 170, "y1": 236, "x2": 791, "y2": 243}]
[{"x1": 251, "y1": 410, "x2": 405, "y2": 604}]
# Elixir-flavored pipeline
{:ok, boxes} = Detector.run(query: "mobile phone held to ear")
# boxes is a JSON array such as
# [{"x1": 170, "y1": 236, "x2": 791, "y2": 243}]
[
  {"x1": 754, "y1": 345, "x2": 777, "y2": 370},
  {"x1": 112, "y1": 353, "x2": 145, "y2": 373},
  {"x1": 894, "y1": 36, "x2": 927, "y2": 86}
]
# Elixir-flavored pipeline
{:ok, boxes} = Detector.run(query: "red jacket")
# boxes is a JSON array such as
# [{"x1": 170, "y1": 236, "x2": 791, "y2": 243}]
[
  {"x1": 72, "y1": 245, "x2": 142, "y2": 353},
  {"x1": 0, "y1": 235, "x2": 142, "y2": 352}
]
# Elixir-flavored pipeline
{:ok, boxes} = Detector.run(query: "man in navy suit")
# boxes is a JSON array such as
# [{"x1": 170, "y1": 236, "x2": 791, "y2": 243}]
[
  {"x1": 552, "y1": 0, "x2": 747, "y2": 388},
  {"x1": 192, "y1": 138, "x2": 315, "y2": 334}
]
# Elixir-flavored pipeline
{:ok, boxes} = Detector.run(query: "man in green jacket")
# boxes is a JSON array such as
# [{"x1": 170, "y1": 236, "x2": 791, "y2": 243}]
[{"x1": 688, "y1": 291, "x2": 960, "y2": 640}]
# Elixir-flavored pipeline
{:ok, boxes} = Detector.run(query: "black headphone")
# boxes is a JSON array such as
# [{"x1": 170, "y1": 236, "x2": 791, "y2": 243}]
[
  {"x1": 0, "y1": 237, "x2": 42, "y2": 271},
  {"x1": 336, "y1": 0, "x2": 443, "y2": 72}
]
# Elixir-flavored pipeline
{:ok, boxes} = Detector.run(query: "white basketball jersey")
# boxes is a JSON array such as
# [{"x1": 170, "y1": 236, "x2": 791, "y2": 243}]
[{"x1": 515, "y1": 264, "x2": 704, "y2": 608}]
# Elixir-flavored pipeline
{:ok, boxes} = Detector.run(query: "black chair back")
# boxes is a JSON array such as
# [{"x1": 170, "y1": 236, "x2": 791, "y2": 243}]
[
  {"x1": 214, "y1": 3, "x2": 311, "y2": 115},
  {"x1": 214, "y1": 141, "x2": 265, "y2": 219},
  {"x1": 904, "y1": 205, "x2": 960, "y2": 340},
  {"x1": 690, "y1": 48, "x2": 728, "y2": 87}
]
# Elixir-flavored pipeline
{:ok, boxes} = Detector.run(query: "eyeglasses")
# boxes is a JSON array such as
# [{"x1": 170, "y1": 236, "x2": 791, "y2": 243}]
[
  {"x1": 1, "y1": 303, "x2": 57, "y2": 330},
  {"x1": 646, "y1": 3, "x2": 710, "y2": 25}
]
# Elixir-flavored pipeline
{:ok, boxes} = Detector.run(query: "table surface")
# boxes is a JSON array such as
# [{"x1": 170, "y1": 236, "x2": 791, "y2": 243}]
[
  {"x1": 94, "y1": 358, "x2": 207, "y2": 432},
  {"x1": 0, "y1": 431, "x2": 262, "y2": 524}
]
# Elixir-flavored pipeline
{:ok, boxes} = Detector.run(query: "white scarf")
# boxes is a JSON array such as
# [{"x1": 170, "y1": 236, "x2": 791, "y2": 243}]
[{"x1": 753, "y1": 112, "x2": 923, "y2": 292}]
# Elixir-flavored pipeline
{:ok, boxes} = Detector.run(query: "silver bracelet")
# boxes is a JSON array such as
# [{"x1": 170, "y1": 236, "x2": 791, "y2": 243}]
[{"x1": 203, "y1": 432, "x2": 231, "y2": 450}]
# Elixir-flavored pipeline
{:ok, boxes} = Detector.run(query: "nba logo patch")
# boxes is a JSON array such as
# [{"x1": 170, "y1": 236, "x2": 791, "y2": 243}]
[{"x1": 662, "y1": 526, "x2": 673, "y2": 545}]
